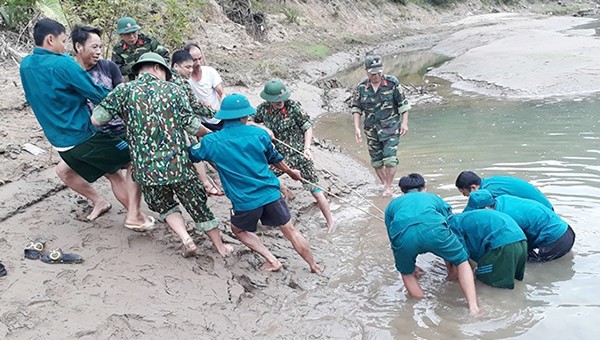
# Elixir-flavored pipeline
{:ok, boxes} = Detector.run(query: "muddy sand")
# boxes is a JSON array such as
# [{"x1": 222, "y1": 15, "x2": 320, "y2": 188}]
[{"x1": 2, "y1": 12, "x2": 600, "y2": 338}]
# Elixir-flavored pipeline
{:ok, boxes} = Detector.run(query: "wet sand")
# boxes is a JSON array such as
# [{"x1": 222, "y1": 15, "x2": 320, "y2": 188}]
[{"x1": 2, "y1": 12, "x2": 600, "y2": 339}]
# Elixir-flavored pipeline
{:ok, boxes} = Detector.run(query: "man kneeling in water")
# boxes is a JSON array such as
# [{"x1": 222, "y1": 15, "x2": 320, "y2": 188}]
[{"x1": 384, "y1": 173, "x2": 479, "y2": 314}]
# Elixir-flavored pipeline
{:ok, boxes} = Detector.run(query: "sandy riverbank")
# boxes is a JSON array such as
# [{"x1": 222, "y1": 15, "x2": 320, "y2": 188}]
[{"x1": 2, "y1": 11, "x2": 599, "y2": 338}]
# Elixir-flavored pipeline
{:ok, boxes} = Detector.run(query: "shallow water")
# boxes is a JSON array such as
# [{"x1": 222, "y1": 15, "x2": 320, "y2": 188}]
[{"x1": 306, "y1": 93, "x2": 600, "y2": 338}]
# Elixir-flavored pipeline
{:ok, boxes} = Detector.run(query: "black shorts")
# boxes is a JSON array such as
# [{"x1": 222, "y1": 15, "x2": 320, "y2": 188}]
[
  {"x1": 58, "y1": 132, "x2": 130, "y2": 183},
  {"x1": 230, "y1": 197, "x2": 291, "y2": 232},
  {"x1": 528, "y1": 225, "x2": 576, "y2": 262}
]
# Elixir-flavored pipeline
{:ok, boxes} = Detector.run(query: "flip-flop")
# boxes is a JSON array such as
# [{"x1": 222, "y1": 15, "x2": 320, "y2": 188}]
[
  {"x1": 204, "y1": 183, "x2": 224, "y2": 197},
  {"x1": 124, "y1": 216, "x2": 157, "y2": 232},
  {"x1": 24, "y1": 239, "x2": 45, "y2": 260},
  {"x1": 40, "y1": 248, "x2": 84, "y2": 264},
  {"x1": 0, "y1": 262, "x2": 6, "y2": 277}
]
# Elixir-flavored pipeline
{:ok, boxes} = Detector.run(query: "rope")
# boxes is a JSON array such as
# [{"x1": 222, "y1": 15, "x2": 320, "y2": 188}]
[
  {"x1": 296, "y1": 177, "x2": 384, "y2": 223},
  {"x1": 272, "y1": 137, "x2": 386, "y2": 215}
]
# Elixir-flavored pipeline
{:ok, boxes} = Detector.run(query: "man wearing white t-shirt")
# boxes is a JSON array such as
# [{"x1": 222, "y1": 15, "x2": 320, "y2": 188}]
[{"x1": 184, "y1": 43, "x2": 225, "y2": 130}]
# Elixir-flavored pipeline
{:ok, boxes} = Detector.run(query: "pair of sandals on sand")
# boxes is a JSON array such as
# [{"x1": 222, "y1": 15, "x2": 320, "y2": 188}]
[{"x1": 24, "y1": 240, "x2": 83, "y2": 264}]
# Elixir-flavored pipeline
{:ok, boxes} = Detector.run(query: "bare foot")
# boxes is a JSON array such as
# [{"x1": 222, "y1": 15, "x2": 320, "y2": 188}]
[
  {"x1": 326, "y1": 221, "x2": 335, "y2": 234},
  {"x1": 182, "y1": 238, "x2": 198, "y2": 258},
  {"x1": 382, "y1": 187, "x2": 393, "y2": 197},
  {"x1": 260, "y1": 261, "x2": 283, "y2": 272},
  {"x1": 470, "y1": 306, "x2": 482, "y2": 317},
  {"x1": 86, "y1": 200, "x2": 112, "y2": 221},
  {"x1": 414, "y1": 266, "x2": 425, "y2": 279},
  {"x1": 217, "y1": 244, "x2": 234, "y2": 257},
  {"x1": 309, "y1": 263, "x2": 323, "y2": 273},
  {"x1": 281, "y1": 187, "x2": 296, "y2": 201}
]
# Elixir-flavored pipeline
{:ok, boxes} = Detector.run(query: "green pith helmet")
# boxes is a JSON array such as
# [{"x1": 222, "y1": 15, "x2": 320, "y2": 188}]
[
  {"x1": 260, "y1": 80, "x2": 291, "y2": 102},
  {"x1": 215, "y1": 93, "x2": 256, "y2": 120},
  {"x1": 365, "y1": 55, "x2": 383, "y2": 74},
  {"x1": 131, "y1": 52, "x2": 172, "y2": 80},
  {"x1": 116, "y1": 17, "x2": 141, "y2": 35}
]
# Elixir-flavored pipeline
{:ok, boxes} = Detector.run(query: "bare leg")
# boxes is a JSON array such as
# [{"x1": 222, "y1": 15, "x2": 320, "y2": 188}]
[
  {"x1": 165, "y1": 211, "x2": 197, "y2": 257},
  {"x1": 384, "y1": 166, "x2": 397, "y2": 193},
  {"x1": 122, "y1": 164, "x2": 145, "y2": 225},
  {"x1": 231, "y1": 225, "x2": 282, "y2": 271},
  {"x1": 312, "y1": 191, "x2": 334, "y2": 231},
  {"x1": 56, "y1": 161, "x2": 111, "y2": 220},
  {"x1": 205, "y1": 228, "x2": 233, "y2": 257},
  {"x1": 279, "y1": 181, "x2": 295, "y2": 201},
  {"x1": 401, "y1": 272, "x2": 425, "y2": 298},
  {"x1": 104, "y1": 171, "x2": 128, "y2": 209},
  {"x1": 457, "y1": 261, "x2": 480, "y2": 315},
  {"x1": 279, "y1": 221, "x2": 321, "y2": 273}
]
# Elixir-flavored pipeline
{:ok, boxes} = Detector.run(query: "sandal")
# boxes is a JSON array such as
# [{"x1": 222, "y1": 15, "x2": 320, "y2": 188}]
[
  {"x1": 0, "y1": 262, "x2": 6, "y2": 277},
  {"x1": 40, "y1": 248, "x2": 84, "y2": 264},
  {"x1": 124, "y1": 216, "x2": 157, "y2": 232},
  {"x1": 24, "y1": 239, "x2": 45, "y2": 260},
  {"x1": 204, "y1": 182, "x2": 224, "y2": 197}
]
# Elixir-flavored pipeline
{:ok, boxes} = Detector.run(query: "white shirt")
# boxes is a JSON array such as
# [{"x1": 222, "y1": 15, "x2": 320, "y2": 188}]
[{"x1": 188, "y1": 66, "x2": 222, "y2": 124}]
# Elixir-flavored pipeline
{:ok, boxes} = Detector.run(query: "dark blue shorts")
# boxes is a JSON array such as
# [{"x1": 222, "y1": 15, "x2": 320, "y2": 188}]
[{"x1": 230, "y1": 197, "x2": 291, "y2": 232}]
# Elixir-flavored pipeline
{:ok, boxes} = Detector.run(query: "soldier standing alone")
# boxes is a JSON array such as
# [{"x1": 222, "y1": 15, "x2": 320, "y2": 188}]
[{"x1": 351, "y1": 55, "x2": 411, "y2": 197}]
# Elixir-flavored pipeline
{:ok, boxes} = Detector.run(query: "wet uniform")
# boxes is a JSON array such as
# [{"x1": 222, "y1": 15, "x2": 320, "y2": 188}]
[
  {"x1": 92, "y1": 72, "x2": 218, "y2": 232},
  {"x1": 384, "y1": 191, "x2": 468, "y2": 275},
  {"x1": 254, "y1": 100, "x2": 319, "y2": 191},
  {"x1": 480, "y1": 176, "x2": 553, "y2": 210},
  {"x1": 111, "y1": 33, "x2": 170, "y2": 81},
  {"x1": 449, "y1": 210, "x2": 527, "y2": 289},
  {"x1": 351, "y1": 75, "x2": 411, "y2": 168}
]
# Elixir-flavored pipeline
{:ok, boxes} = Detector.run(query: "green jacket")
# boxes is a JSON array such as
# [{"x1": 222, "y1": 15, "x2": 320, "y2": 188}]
[{"x1": 111, "y1": 32, "x2": 170, "y2": 81}]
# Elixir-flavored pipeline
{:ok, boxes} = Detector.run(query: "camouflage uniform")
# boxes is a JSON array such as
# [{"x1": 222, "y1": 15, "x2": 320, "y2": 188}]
[
  {"x1": 351, "y1": 75, "x2": 411, "y2": 168},
  {"x1": 93, "y1": 72, "x2": 218, "y2": 232},
  {"x1": 170, "y1": 70, "x2": 215, "y2": 119},
  {"x1": 111, "y1": 33, "x2": 170, "y2": 81},
  {"x1": 254, "y1": 99, "x2": 319, "y2": 191}
]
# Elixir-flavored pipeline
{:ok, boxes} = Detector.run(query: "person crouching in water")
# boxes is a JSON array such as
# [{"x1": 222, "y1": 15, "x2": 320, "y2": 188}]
[
  {"x1": 92, "y1": 52, "x2": 232, "y2": 258},
  {"x1": 384, "y1": 173, "x2": 479, "y2": 315},
  {"x1": 251, "y1": 80, "x2": 334, "y2": 231}
]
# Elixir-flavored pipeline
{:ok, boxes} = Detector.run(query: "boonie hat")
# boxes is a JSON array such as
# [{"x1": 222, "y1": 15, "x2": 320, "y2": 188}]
[
  {"x1": 260, "y1": 80, "x2": 291, "y2": 102},
  {"x1": 365, "y1": 55, "x2": 383, "y2": 74},
  {"x1": 467, "y1": 189, "x2": 495, "y2": 210},
  {"x1": 116, "y1": 17, "x2": 141, "y2": 35},
  {"x1": 215, "y1": 93, "x2": 256, "y2": 120},
  {"x1": 132, "y1": 52, "x2": 172, "y2": 80}
]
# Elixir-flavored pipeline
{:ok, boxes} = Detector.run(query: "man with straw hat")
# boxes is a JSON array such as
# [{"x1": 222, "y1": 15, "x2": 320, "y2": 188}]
[
  {"x1": 252, "y1": 79, "x2": 334, "y2": 231},
  {"x1": 189, "y1": 93, "x2": 322, "y2": 273},
  {"x1": 351, "y1": 55, "x2": 411, "y2": 197},
  {"x1": 112, "y1": 17, "x2": 169, "y2": 81},
  {"x1": 92, "y1": 52, "x2": 232, "y2": 258}
]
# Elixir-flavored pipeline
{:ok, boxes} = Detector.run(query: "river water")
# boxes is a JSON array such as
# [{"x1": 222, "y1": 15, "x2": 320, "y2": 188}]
[{"x1": 296, "y1": 56, "x2": 600, "y2": 339}]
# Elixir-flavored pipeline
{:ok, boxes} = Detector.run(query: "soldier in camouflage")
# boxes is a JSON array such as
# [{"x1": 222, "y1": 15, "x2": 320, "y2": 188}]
[
  {"x1": 170, "y1": 49, "x2": 224, "y2": 197},
  {"x1": 111, "y1": 17, "x2": 170, "y2": 81},
  {"x1": 252, "y1": 80, "x2": 334, "y2": 231},
  {"x1": 351, "y1": 55, "x2": 411, "y2": 197},
  {"x1": 92, "y1": 52, "x2": 232, "y2": 258}
]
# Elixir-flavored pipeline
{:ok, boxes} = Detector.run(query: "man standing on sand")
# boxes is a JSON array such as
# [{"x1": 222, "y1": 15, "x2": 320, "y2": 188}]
[
  {"x1": 92, "y1": 53, "x2": 232, "y2": 258},
  {"x1": 189, "y1": 94, "x2": 321, "y2": 273},
  {"x1": 111, "y1": 17, "x2": 169, "y2": 81},
  {"x1": 351, "y1": 55, "x2": 411, "y2": 197},
  {"x1": 184, "y1": 43, "x2": 225, "y2": 131},
  {"x1": 54, "y1": 25, "x2": 126, "y2": 221},
  {"x1": 20, "y1": 18, "x2": 152, "y2": 231}
]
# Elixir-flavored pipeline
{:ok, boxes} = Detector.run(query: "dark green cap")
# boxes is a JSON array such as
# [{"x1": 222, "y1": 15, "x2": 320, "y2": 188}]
[
  {"x1": 260, "y1": 80, "x2": 291, "y2": 102},
  {"x1": 116, "y1": 17, "x2": 141, "y2": 35},
  {"x1": 132, "y1": 52, "x2": 172, "y2": 80},
  {"x1": 365, "y1": 55, "x2": 383, "y2": 74}
]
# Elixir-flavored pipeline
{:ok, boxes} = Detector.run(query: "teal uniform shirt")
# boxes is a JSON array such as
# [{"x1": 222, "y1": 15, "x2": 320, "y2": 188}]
[
  {"x1": 385, "y1": 191, "x2": 467, "y2": 274},
  {"x1": 481, "y1": 176, "x2": 553, "y2": 210},
  {"x1": 20, "y1": 47, "x2": 109, "y2": 147},
  {"x1": 494, "y1": 195, "x2": 568, "y2": 249},
  {"x1": 191, "y1": 120, "x2": 284, "y2": 211},
  {"x1": 449, "y1": 210, "x2": 526, "y2": 262}
]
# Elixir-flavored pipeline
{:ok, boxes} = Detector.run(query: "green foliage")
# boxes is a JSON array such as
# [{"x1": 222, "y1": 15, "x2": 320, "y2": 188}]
[
  {"x1": 425, "y1": 0, "x2": 455, "y2": 7},
  {"x1": 60, "y1": 0, "x2": 202, "y2": 57},
  {"x1": 389, "y1": 0, "x2": 407, "y2": 5},
  {"x1": 0, "y1": 0, "x2": 36, "y2": 29}
]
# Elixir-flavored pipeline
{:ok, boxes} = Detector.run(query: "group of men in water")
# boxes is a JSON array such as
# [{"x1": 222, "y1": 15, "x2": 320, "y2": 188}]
[{"x1": 385, "y1": 170, "x2": 576, "y2": 314}]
